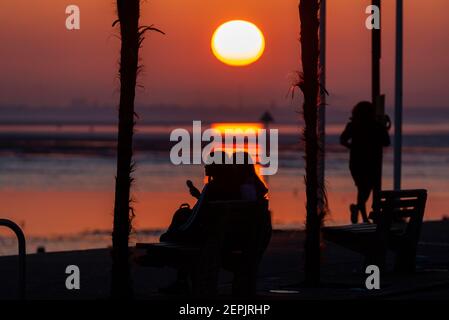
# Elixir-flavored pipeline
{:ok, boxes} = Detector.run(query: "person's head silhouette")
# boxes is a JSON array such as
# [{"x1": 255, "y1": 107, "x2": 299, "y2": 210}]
[
  {"x1": 232, "y1": 151, "x2": 257, "y2": 181},
  {"x1": 351, "y1": 101, "x2": 376, "y2": 123},
  {"x1": 232, "y1": 151, "x2": 268, "y2": 200},
  {"x1": 204, "y1": 150, "x2": 230, "y2": 180}
]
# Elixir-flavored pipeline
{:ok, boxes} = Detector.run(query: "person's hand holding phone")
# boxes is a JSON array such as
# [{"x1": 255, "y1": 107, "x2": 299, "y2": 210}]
[{"x1": 186, "y1": 180, "x2": 201, "y2": 199}]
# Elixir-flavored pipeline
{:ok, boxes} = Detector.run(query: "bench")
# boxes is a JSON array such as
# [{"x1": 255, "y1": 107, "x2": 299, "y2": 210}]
[
  {"x1": 135, "y1": 200, "x2": 271, "y2": 296},
  {"x1": 322, "y1": 189, "x2": 427, "y2": 273}
]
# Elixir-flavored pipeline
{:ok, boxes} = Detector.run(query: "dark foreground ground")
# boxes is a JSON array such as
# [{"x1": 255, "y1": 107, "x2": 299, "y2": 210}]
[{"x1": 0, "y1": 221, "x2": 448, "y2": 300}]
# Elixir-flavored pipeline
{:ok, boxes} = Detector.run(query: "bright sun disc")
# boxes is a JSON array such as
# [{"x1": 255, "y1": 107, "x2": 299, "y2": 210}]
[{"x1": 211, "y1": 20, "x2": 265, "y2": 67}]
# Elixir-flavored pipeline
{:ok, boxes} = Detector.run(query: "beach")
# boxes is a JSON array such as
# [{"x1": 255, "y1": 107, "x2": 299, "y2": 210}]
[{"x1": 1, "y1": 220, "x2": 448, "y2": 300}]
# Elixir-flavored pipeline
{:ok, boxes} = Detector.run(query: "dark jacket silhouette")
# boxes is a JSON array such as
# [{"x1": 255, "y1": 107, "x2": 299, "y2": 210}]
[{"x1": 340, "y1": 101, "x2": 390, "y2": 223}]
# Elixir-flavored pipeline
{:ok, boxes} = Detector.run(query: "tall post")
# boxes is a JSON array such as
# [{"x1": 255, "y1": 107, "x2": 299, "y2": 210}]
[
  {"x1": 318, "y1": 0, "x2": 326, "y2": 214},
  {"x1": 260, "y1": 111, "x2": 274, "y2": 185},
  {"x1": 111, "y1": 0, "x2": 140, "y2": 299},
  {"x1": 394, "y1": 0, "x2": 403, "y2": 190},
  {"x1": 372, "y1": 0, "x2": 381, "y2": 104},
  {"x1": 372, "y1": 0, "x2": 383, "y2": 210},
  {"x1": 299, "y1": 0, "x2": 321, "y2": 287}
]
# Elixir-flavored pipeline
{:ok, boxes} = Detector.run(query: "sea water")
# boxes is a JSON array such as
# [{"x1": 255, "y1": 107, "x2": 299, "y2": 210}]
[{"x1": 0, "y1": 123, "x2": 448, "y2": 255}]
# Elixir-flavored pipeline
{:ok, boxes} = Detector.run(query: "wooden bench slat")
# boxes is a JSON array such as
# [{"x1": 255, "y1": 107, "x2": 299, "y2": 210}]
[
  {"x1": 323, "y1": 223, "x2": 376, "y2": 232},
  {"x1": 380, "y1": 189, "x2": 427, "y2": 198},
  {"x1": 136, "y1": 242, "x2": 189, "y2": 249},
  {"x1": 380, "y1": 199, "x2": 421, "y2": 209},
  {"x1": 137, "y1": 242, "x2": 201, "y2": 251}
]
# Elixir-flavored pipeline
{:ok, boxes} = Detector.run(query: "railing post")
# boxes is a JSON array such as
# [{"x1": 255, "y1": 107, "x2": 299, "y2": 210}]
[{"x1": 0, "y1": 219, "x2": 26, "y2": 299}]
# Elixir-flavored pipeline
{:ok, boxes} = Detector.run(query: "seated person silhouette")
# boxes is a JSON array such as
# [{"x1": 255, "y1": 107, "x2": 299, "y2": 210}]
[
  {"x1": 340, "y1": 101, "x2": 390, "y2": 224},
  {"x1": 159, "y1": 151, "x2": 239, "y2": 293},
  {"x1": 159, "y1": 151, "x2": 271, "y2": 294}
]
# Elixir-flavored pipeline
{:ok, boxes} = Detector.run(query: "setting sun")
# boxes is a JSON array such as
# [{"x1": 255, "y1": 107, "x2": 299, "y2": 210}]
[{"x1": 211, "y1": 20, "x2": 265, "y2": 67}]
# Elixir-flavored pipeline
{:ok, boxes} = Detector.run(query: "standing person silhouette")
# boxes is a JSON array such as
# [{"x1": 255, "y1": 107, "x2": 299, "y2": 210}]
[{"x1": 340, "y1": 101, "x2": 390, "y2": 224}]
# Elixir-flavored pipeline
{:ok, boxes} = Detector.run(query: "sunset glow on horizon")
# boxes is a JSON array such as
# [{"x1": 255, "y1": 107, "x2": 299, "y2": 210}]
[
  {"x1": 211, "y1": 122, "x2": 263, "y2": 133},
  {"x1": 210, "y1": 122, "x2": 263, "y2": 167}
]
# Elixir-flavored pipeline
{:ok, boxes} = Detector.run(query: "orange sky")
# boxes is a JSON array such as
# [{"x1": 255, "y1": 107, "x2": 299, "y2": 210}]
[{"x1": 0, "y1": 0, "x2": 448, "y2": 110}]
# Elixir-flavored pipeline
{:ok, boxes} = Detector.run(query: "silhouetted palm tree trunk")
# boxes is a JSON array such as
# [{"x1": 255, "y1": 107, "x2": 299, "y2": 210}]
[
  {"x1": 299, "y1": 0, "x2": 322, "y2": 286},
  {"x1": 111, "y1": 0, "x2": 140, "y2": 299}
]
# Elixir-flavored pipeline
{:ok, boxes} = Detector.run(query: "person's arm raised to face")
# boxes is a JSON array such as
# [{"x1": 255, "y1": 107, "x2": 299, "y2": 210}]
[
  {"x1": 186, "y1": 180, "x2": 201, "y2": 199},
  {"x1": 381, "y1": 124, "x2": 391, "y2": 147},
  {"x1": 340, "y1": 122, "x2": 353, "y2": 149}
]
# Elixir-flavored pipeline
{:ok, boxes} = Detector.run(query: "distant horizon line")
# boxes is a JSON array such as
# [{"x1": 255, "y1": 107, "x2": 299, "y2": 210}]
[{"x1": 1, "y1": 103, "x2": 448, "y2": 110}]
